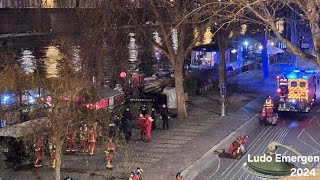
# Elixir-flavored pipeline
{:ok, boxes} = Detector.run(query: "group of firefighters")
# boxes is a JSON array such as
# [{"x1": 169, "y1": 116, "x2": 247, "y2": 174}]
[
  {"x1": 32, "y1": 103, "x2": 171, "y2": 172},
  {"x1": 33, "y1": 124, "x2": 101, "y2": 168}
]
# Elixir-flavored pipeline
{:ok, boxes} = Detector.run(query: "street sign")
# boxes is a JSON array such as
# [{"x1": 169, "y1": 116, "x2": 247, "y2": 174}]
[{"x1": 222, "y1": 83, "x2": 226, "y2": 95}]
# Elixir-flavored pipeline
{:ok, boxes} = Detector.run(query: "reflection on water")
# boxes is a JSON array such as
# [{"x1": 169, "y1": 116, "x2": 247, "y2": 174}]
[
  {"x1": 13, "y1": 31, "x2": 168, "y2": 79},
  {"x1": 19, "y1": 49, "x2": 35, "y2": 74},
  {"x1": 44, "y1": 46, "x2": 63, "y2": 78},
  {"x1": 16, "y1": 45, "x2": 82, "y2": 78},
  {"x1": 70, "y1": 46, "x2": 81, "y2": 72}
]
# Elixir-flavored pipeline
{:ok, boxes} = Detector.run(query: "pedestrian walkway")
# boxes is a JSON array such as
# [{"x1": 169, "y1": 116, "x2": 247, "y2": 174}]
[{"x1": 2, "y1": 70, "x2": 277, "y2": 180}]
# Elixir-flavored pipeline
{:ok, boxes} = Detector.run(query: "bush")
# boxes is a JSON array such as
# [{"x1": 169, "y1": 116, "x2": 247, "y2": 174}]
[{"x1": 184, "y1": 76, "x2": 198, "y2": 94}]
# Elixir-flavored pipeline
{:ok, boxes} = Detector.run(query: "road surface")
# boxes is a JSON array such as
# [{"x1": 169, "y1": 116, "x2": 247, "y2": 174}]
[{"x1": 196, "y1": 105, "x2": 320, "y2": 180}]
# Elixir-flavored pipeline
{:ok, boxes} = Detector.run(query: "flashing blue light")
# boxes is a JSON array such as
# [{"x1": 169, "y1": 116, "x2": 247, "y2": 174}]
[
  {"x1": 287, "y1": 73, "x2": 297, "y2": 79},
  {"x1": 3, "y1": 95, "x2": 9, "y2": 102},
  {"x1": 29, "y1": 96, "x2": 36, "y2": 104},
  {"x1": 0, "y1": 94, "x2": 15, "y2": 105},
  {"x1": 305, "y1": 70, "x2": 314, "y2": 73},
  {"x1": 293, "y1": 70, "x2": 300, "y2": 73}
]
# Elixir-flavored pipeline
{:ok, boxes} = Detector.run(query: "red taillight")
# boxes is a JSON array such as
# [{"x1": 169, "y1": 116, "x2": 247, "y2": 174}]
[{"x1": 277, "y1": 88, "x2": 281, "y2": 93}]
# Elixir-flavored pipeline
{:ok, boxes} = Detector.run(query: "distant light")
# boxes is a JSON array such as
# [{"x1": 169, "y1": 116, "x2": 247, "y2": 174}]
[
  {"x1": 305, "y1": 70, "x2": 314, "y2": 73},
  {"x1": 29, "y1": 97, "x2": 36, "y2": 104},
  {"x1": 259, "y1": 45, "x2": 263, "y2": 49},
  {"x1": 243, "y1": 41, "x2": 249, "y2": 46},
  {"x1": 120, "y1": 71, "x2": 127, "y2": 78},
  {"x1": 293, "y1": 70, "x2": 300, "y2": 73},
  {"x1": 303, "y1": 75, "x2": 308, "y2": 79},
  {"x1": 231, "y1": 49, "x2": 237, "y2": 53},
  {"x1": 213, "y1": 51, "x2": 217, "y2": 54},
  {"x1": 270, "y1": 42, "x2": 275, "y2": 46},
  {"x1": 3, "y1": 95, "x2": 9, "y2": 102},
  {"x1": 277, "y1": 76, "x2": 279, "y2": 79},
  {"x1": 306, "y1": 89, "x2": 309, "y2": 94}
]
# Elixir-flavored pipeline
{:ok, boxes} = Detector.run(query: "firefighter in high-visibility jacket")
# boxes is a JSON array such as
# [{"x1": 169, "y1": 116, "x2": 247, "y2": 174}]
[
  {"x1": 79, "y1": 123, "x2": 88, "y2": 153},
  {"x1": 34, "y1": 138, "x2": 44, "y2": 168},
  {"x1": 263, "y1": 96, "x2": 274, "y2": 116},
  {"x1": 87, "y1": 126, "x2": 97, "y2": 156},
  {"x1": 66, "y1": 127, "x2": 76, "y2": 152},
  {"x1": 105, "y1": 138, "x2": 116, "y2": 169}
]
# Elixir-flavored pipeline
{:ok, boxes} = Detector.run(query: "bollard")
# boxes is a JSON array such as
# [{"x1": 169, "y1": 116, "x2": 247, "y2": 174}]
[{"x1": 221, "y1": 95, "x2": 226, "y2": 117}]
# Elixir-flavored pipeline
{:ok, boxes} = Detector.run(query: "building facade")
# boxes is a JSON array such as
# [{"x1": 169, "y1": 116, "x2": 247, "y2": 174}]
[{"x1": 0, "y1": 0, "x2": 107, "y2": 8}]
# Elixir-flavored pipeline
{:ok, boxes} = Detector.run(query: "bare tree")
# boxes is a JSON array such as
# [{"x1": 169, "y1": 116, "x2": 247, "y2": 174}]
[
  {"x1": 0, "y1": 47, "x2": 107, "y2": 180},
  {"x1": 110, "y1": 0, "x2": 243, "y2": 118},
  {"x1": 237, "y1": 0, "x2": 320, "y2": 66}
]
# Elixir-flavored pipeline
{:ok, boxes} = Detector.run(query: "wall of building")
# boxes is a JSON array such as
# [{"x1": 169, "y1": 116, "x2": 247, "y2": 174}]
[{"x1": 0, "y1": 8, "x2": 76, "y2": 34}]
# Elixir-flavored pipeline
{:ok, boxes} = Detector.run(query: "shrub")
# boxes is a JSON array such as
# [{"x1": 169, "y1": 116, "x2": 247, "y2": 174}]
[{"x1": 184, "y1": 76, "x2": 198, "y2": 95}]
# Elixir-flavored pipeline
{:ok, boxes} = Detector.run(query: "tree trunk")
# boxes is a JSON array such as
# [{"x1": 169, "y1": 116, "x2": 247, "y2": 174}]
[
  {"x1": 219, "y1": 49, "x2": 227, "y2": 97},
  {"x1": 174, "y1": 59, "x2": 187, "y2": 119},
  {"x1": 217, "y1": 33, "x2": 227, "y2": 97},
  {"x1": 55, "y1": 144, "x2": 62, "y2": 180}
]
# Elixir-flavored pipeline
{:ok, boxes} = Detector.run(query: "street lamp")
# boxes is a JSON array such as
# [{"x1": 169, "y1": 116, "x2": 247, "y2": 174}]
[{"x1": 243, "y1": 41, "x2": 249, "y2": 49}]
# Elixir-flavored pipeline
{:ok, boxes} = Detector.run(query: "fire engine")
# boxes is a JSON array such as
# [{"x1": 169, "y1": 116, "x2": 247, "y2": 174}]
[{"x1": 277, "y1": 70, "x2": 317, "y2": 112}]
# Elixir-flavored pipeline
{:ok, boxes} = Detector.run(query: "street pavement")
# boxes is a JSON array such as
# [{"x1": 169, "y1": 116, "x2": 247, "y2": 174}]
[
  {"x1": 192, "y1": 106, "x2": 320, "y2": 180},
  {"x1": 2, "y1": 70, "x2": 284, "y2": 180},
  {"x1": 185, "y1": 84, "x2": 320, "y2": 180}
]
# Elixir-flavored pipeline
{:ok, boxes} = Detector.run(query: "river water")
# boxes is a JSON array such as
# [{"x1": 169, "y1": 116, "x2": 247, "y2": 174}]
[{"x1": 2, "y1": 31, "x2": 169, "y2": 79}]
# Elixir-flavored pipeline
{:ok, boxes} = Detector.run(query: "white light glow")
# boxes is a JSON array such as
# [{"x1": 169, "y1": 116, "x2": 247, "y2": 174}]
[
  {"x1": 128, "y1": 33, "x2": 138, "y2": 63},
  {"x1": 171, "y1": 28, "x2": 178, "y2": 54},
  {"x1": 20, "y1": 49, "x2": 35, "y2": 74},
  {"x1": 153, "y1": 31, "x2": 162, "y2": 61}
]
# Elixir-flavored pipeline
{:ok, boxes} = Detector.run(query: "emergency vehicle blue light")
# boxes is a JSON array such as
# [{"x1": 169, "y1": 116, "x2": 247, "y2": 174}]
[
  {"x1": 287, "y1": 73, "x2": 296, "y2": 79},
  {"x1": 29, "y1": 96, "x2": 36, "y2": 104},
  {"x1": 0, "y1": 94, "x2": 15, "y2": 105},
  {"x1": 293, "y1": 70, "x2": 300, "y2": 73},
  {"x1": 305, "y1": 70, "x2": 314, "y2": 73}
]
